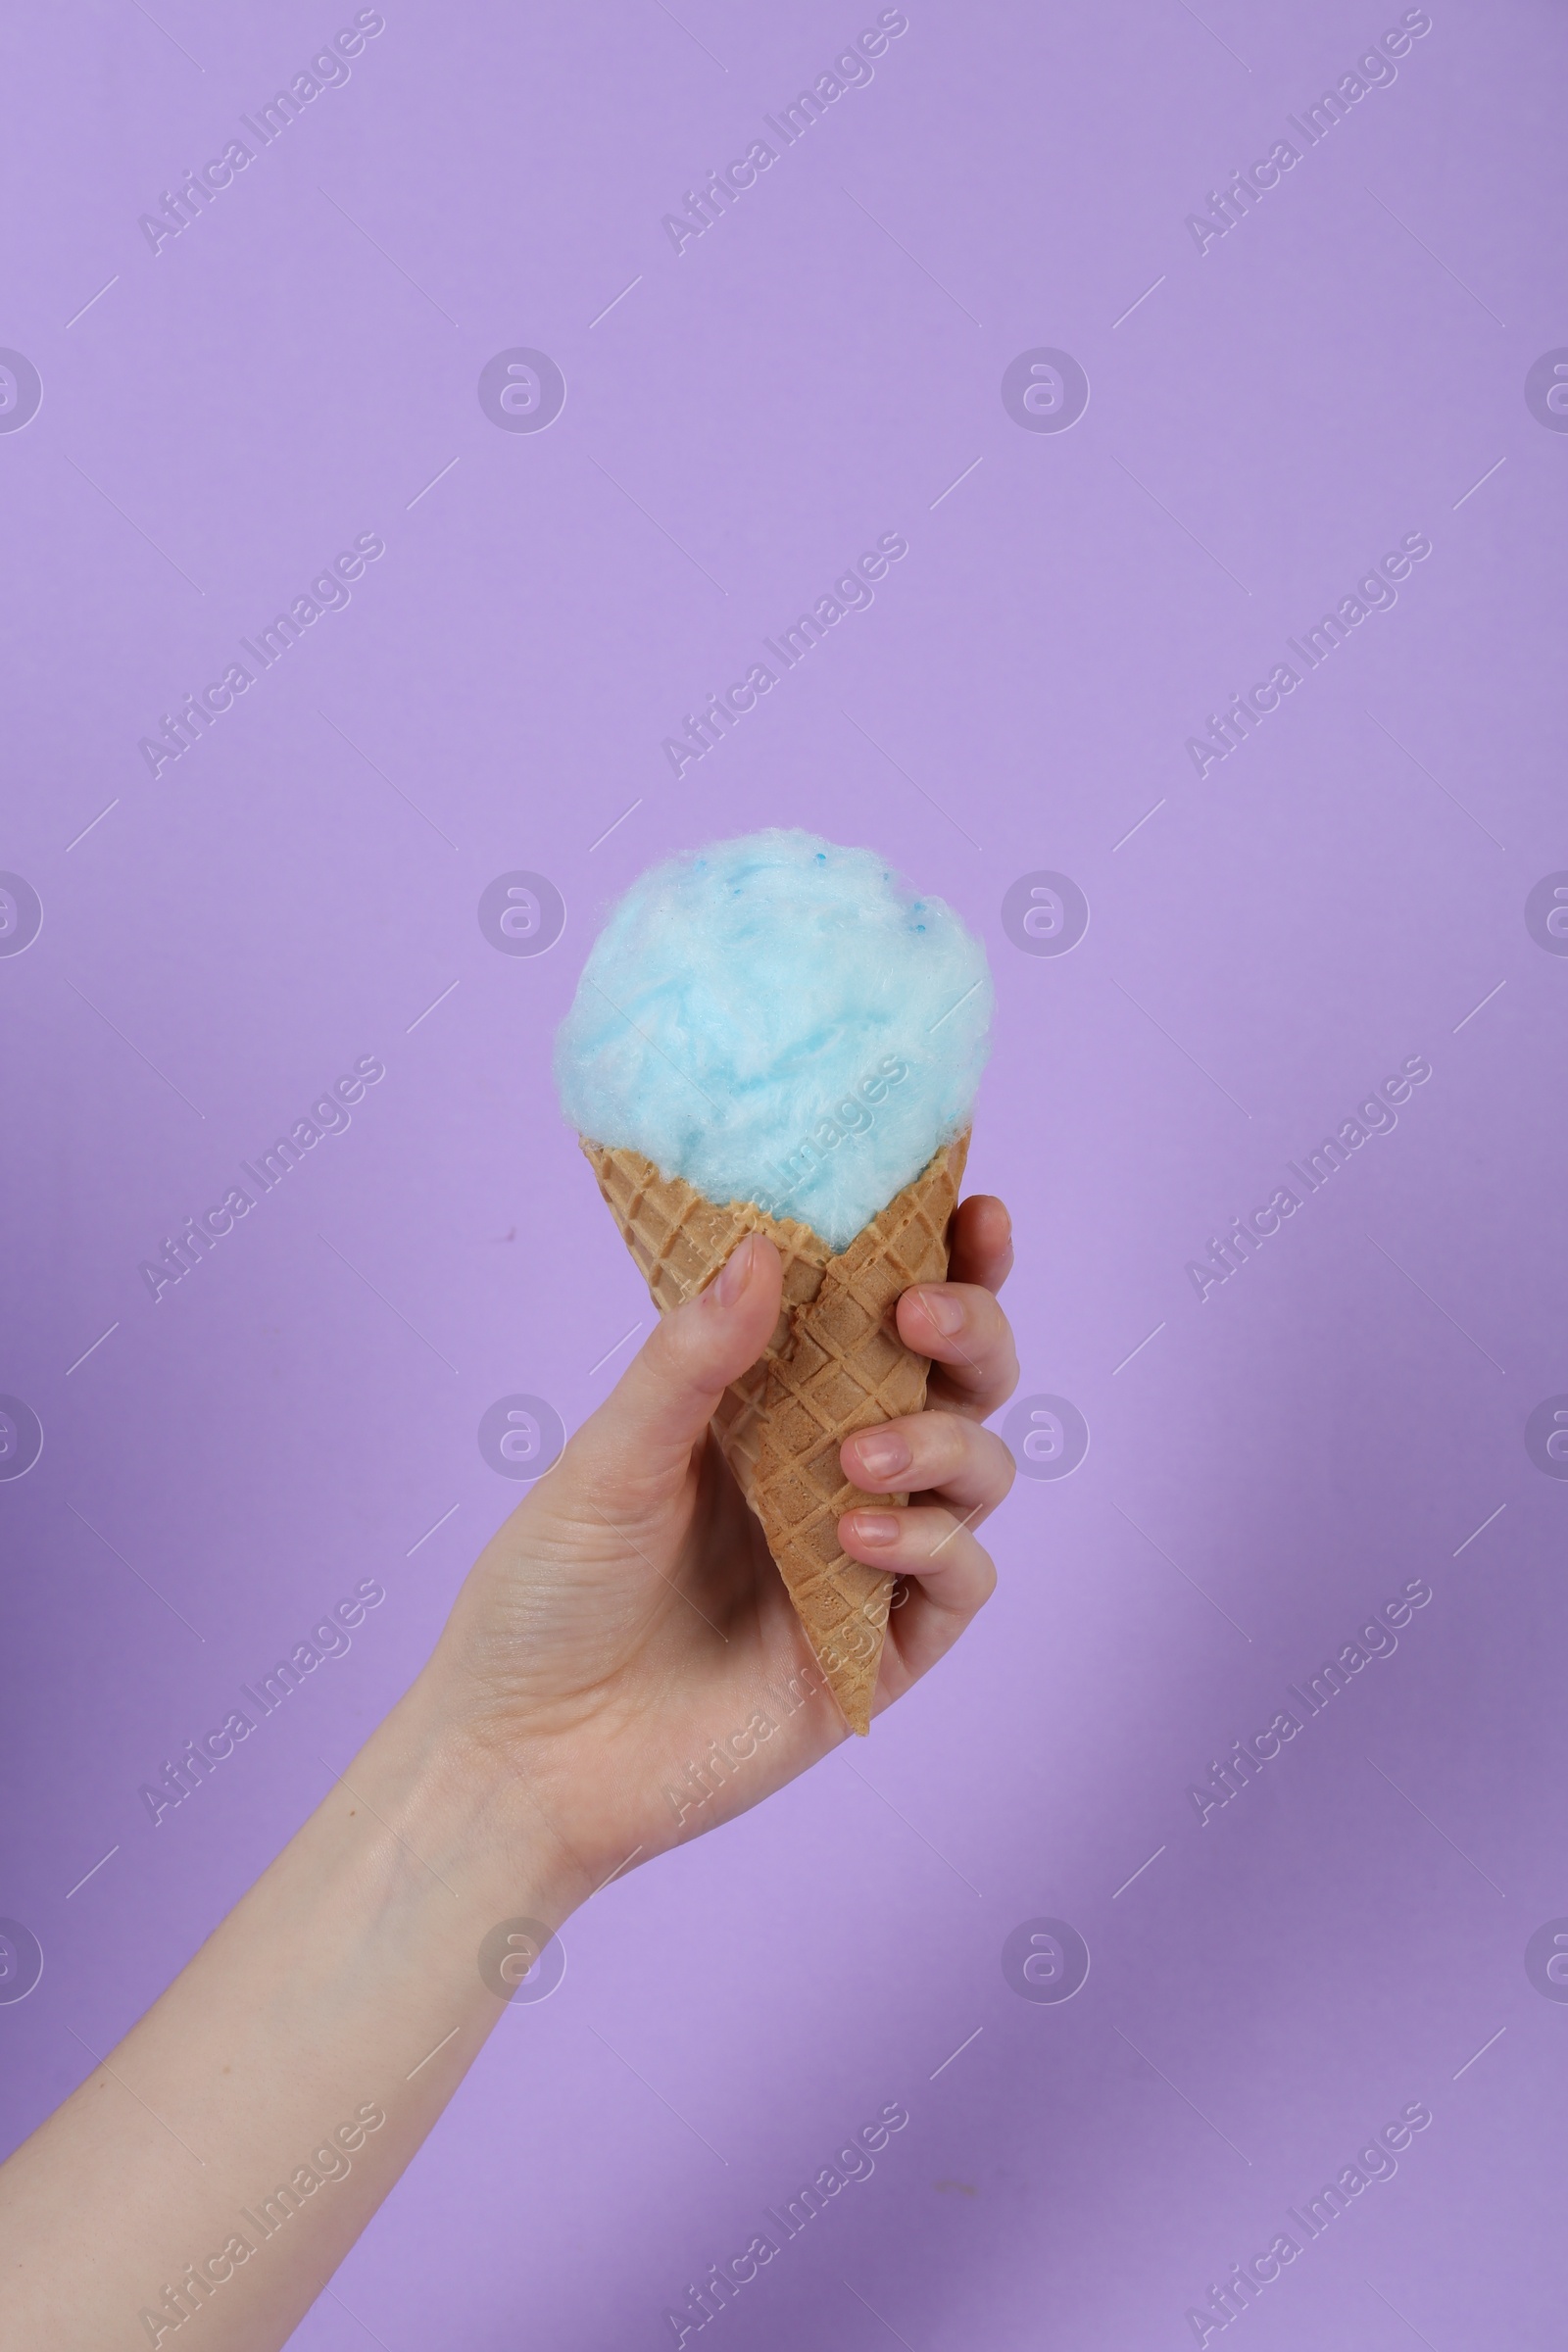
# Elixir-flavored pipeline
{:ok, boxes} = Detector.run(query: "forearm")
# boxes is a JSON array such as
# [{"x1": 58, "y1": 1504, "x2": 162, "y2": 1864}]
[
  {"x1": 0, "y1": 1663, "x2": 577, "y2": 2351},
  {"x1": 0, "y1": 1209, "x2": 1013, "y2": 2344}
]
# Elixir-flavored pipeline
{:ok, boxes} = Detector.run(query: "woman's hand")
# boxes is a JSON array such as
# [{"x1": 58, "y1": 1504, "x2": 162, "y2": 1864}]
[
  {"x1": 0, "y1": 1195, "x2": 1017, "y2": 2352},
  {"x1": 424, "y1": 1193, "x2": 1019, "y2": 1906}
]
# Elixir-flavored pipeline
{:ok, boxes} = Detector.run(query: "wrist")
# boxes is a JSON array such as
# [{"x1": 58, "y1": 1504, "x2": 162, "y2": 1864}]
[{"x1": 385, "y1": 1660, "x2": 594, "y2": 1928}]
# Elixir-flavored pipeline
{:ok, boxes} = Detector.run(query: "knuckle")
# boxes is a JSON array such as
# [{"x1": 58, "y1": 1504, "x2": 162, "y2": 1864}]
[
  {"x1": 973, "y1": 1295, "x2": 1009, "y2": 1348},
  {"x1": 910, "y1": 1409, "x2": 969, "y2": 1473}
]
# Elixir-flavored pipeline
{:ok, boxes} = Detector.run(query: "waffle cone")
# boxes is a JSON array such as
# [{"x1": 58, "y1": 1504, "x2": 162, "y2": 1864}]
[{"x1": 581, "y1": 1132, "x2": 970, "y2": 1735}]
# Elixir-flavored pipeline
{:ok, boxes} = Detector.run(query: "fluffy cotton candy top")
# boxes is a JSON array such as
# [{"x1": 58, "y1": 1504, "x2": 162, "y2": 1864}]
[{"x1": 554, "y1": 829, "x2": 992, "y2": 1250}]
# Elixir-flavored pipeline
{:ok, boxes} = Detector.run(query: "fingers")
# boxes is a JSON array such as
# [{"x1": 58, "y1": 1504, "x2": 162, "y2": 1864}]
[
  {"x1": 835, "y1": 1498, "x2": 999, "y2": 1700},
  {"x1": 840, "y1": 1410, "x2": 1014, "y2": 1522},
  {"x1": 823, "y1": 1197, "x2": 1014, "y2": 1710},
  {"x1": 895, "y1": 1279, "x2": 1019, "y2": 1421},
  {"x1": 838, "y1": 1395, "x2": 1002, "y2": 1624},
  {"x1": 579, "y1": 1234, "x2": 783, "y2": 1487},
  {"x1": 838, "y1": 1501, "x2": 995, "y2": 1591},
  {"x1": 947, "y1": 1193, "x2": 1013, "y2": 1295},
  {"x1": 879, "y1": 1541, "x2": 997, "y2": 1692}
]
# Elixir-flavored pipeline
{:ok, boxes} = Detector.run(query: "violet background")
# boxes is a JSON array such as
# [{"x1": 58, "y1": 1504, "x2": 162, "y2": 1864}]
[{"x1": 3, "y1": 2, "x2": 1566, "y2": 2344}]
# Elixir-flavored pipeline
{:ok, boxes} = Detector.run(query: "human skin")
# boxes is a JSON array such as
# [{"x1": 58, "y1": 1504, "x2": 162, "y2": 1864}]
[{"x1": 0, "y1": 1197, "x2": 1018, "y2": 2350}]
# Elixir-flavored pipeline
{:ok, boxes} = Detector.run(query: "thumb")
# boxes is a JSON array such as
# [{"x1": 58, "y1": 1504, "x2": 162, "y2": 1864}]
[{"x1": 581, "y1": 1234, "x2": 783, "y2": 1487}]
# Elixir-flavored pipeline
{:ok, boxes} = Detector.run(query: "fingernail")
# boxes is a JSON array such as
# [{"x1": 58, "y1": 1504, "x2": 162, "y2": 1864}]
[
  {"x1": 852, "y1": 1431, "x2": 910, "y2": 1480},
  {"x1": 711, "y1": 1235, "x2": 755, "y2": 1308},
  {"x1": 848, "y1": 1511, "x2": 901, "y2": 1546},
  {"x1": 917, "y1": 1288, "x2": 963, "y2": 1335}
]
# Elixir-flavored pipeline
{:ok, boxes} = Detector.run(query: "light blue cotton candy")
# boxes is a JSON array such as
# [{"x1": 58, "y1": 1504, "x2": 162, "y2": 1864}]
[{"x1": 555, "y1": 828, "x2": 992, "y2": 1250}]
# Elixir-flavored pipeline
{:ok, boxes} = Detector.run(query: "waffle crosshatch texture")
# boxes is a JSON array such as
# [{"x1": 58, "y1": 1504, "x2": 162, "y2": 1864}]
[{"x1": 585, "y1": 1131, "x2": 968, "y2": 1731}]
